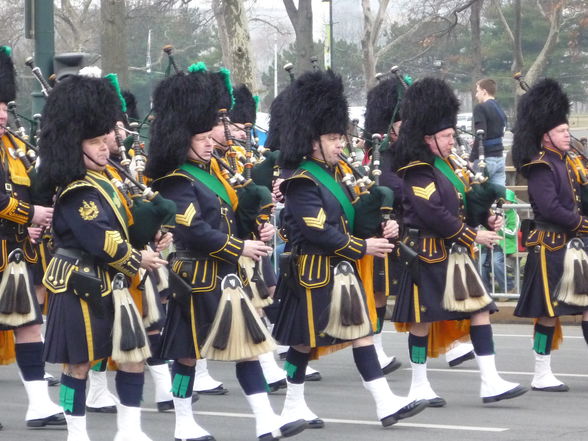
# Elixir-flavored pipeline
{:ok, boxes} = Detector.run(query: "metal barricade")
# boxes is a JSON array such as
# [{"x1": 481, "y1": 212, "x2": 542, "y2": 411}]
[{"x1": 478, "y1": 203, "x2": 532, "y2": 300}]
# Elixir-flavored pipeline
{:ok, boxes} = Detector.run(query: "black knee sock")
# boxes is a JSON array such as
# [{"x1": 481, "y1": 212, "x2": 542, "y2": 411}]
[
  {"x1": 146, "y1": 333, "x2": 166, "y2": 366},
  {"x1": 284, "y1": 348, "x2": 310, "y2": 384},
  {"x1": 60, "y1": 374, "x2": 87, "y2": 416},
  {"x1": 533, "y1": 323, "x2": 555, "y2": 355},
  {"x1": 236, "y1": 360, "x2": 267, "y2": 395},
  {"x1": 376, "y1": 306, "x2": 387, "y2": 334},
  {"x1": 115, "y1": 371, "x2": 144, "y2": 407},
  {"x1": 171, "y1": 361, "x2": 195, "y2": 399},
  {"x1": 15, "y1": 342, "x2": 45, "y2": 381},
  {"x1": 408, "y1": 333, "x2": 428, "y2": 364},
  {"x1": 353, "y1": 345, "x2": 382, "y2": 382},
  {"x1": 470, "y1": 324, "x2": 494, "y2": 356},
  {"x1": 582, "y1": 321, "x2": 588, "y2": 346}
]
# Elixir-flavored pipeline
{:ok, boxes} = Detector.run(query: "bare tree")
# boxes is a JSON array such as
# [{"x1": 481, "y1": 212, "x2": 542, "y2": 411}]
[
  {"x1": 469, "y1": 0, "x2": 484, "y2": 99},
  {"x1": 493, "y1": 0, "x2": 565, "y2": 87},
  {"x1": 283, "y1": 0, "x2": 313, "y2": 73},
  {"x1": 55, "y1": 0, "x2": 97, "y2": 52},
  {"x1": 101, "y1": 0, "x2": 129, "y2": 86},
  {"x1": 361, "y1": 0, "x2": 391, "y2": 90},
  {"x1": 212, "y1": 0, "x2": 257, "y2": 91}
]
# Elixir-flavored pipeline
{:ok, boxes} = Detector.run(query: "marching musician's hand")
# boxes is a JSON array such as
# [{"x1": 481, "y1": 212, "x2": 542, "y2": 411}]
[
  {"x1": 32, "y1": 205, "x2": 53, "y2": 227},
  {"x1": 27, "y1": 226, "x2": 43, "y2": 244},
  {"x1": 154, "y1": 230, "x2": 173, "y2": 252},
  {"x1": 487, "y1": 214, "x2": 503, "y2": 231},
  {"x1": 365, "y1": 237, "x2": 394, "y2": 258},
  {"x1": 475, "y1": 229, "x2": 500, "y2": 247},
  {"x1": 140, "y1": 249, "x2": 168, "y2": 271},
  {"x1": 258, "y1": 223, "x2": 275, "y2": 243},
  {"x1": 381, "y1": 220, "x2": 399, "y2": 239},
  {"x1": 242, "y1": 240, "x2": 273, "y2": 261},
  {"x1": 272, "y1": 178, "x2": 284, "y2": 203}
]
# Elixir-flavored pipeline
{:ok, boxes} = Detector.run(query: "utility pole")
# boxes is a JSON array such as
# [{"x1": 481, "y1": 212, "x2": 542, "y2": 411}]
[
  {"x1": 322, "y1": 0, "x2": 333, "y2": 69},
  {"x1": 25, "y1": 0, "x2": 55, "y2": 116}
]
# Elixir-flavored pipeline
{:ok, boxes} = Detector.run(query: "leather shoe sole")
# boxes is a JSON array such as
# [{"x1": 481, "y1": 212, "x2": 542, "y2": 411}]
[
  {"x1": 26, "y1": 413, "x2": 66, "y2": 427},
  {"x1": 392, "y1": 399, "x2": 428, "y2": 420},
  {"x1": 382, "y1": 359, "x2": 402, "y2": 375},
  {"x1": 86, "y1": 405, "x2": 117, "y2": 414},
  {"x1": 532, "y1": 383, "x2": 569, "y2": 392},
  {"x1": 426, "y1": 397, "x2": 447, "y2": 407},
  {"x1": 196, "y1": 385, "x2": 228, "y2": 395},
  {"x1": 307, "y1": 418, "x2": 325, "y2": 429},
  {"x1": 305, "y1": 372, "x2": 322, "y2": 382},
  {"x1": 482, "y1": 385, "x2": 528, "y2": 403},
  {"x1": 448, "y1": 351, "x2": 475, "y2": 367}
]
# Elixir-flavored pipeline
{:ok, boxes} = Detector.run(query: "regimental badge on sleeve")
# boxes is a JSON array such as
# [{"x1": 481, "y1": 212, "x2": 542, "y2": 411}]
[{"x1": 79, "y1": 200, "x2": 99, "y2": 221}]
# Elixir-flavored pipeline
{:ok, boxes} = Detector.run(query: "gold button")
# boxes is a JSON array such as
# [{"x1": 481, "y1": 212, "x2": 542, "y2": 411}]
[
  {"x1": 83, "y1": 267, "x2": 90, "y2": 273},
  {"x1": 182, "y1": 272, "x2": 188, "y2": 278}
]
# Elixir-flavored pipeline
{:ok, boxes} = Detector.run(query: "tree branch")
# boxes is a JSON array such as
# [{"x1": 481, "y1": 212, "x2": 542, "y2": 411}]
[
  {"x1": 492, "y1": 0, "x2": 515, "y2": 45},
  {"x1": 283, "y1": 0, "x2": 298, "y2": 25}
]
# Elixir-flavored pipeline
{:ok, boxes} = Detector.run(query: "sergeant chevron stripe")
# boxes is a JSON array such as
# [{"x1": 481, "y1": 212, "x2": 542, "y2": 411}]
[
  {"x1": 412, "y1": 182, "x2": 436, "y2": 200},
  {"x1": 176, "y1": 203, "x2": 196, "y2": 227},
  {"x1": 302, "y1": 208, "x2": 326, "y2": 229}
]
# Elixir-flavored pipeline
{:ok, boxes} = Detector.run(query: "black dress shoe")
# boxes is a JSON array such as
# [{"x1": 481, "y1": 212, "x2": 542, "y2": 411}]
[
  {"x1": 192, "y1": 392, "x2": 200, "y2": 403},
  {"x1": 86, "y1": 405, "x2": 117, "y2": 414},
  {"x1": 391, "y1": 399, "x2": 428, "y2": 420},
  {"x1": 196, "y1": 385, "x2": 228, "y2": 395},
  {"x1": 380, "y1": 414, "x2": 398, "y2": 427},
  {"x1": 279, "y1": 418, "x2": 307, "y2": 438},
  {"x1": 382, "y1": 358, "x2": 402, "y2": 375},
  {"x1": 45, "y1": 375, "x2": 60, "y2": 387},
  {"x1": 532, "y1": 383, "x2": 569, "y2": 392},
  {"x1": 304, "y1": 372, "x2": 322, "y2": 382},
  {"x1": 426, "y1": 397, "x2": 447, "y2": 407},
  {"x1": 268, "y1": 379, "x2": 287, "y2": 393},
  {"x1": 448, "y1": 350, "x2": 475, "y2": 367},
  {"x1": 157, "y1": 400, "x2": 174, "y2": 412},
  {"x1": 307, "y1": 418, "x2": 325, "y2": 429},
  {"x1": 482, "y1": 385, "x2": 528, "y2": 403},
  {"x1": 174, "y1": 436, "x2": 216, "y2": 441},
  {"x1": 26, "y1": 413, "x2": 66, "y2": 428}
]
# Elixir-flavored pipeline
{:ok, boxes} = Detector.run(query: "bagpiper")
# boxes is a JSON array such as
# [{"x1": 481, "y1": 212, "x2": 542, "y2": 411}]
[
  {"x1": 272, "y1": 68, "x2": 427, "y2": 428},
  {"x1": 0, "y1": 45, "x2": 64, "y2": 430},
  {"x1": 146, "y1": 64, "x2": 307, "y2": 441},
  {"x1": 391, "y1": 77, "x2": 527, "y2": 405},
  {"x1": 39, "y1": 74, "x2": 167, "y2": 441},
  {"x1": 512, "y1": 78, "x2": 588, "y2": 391}
]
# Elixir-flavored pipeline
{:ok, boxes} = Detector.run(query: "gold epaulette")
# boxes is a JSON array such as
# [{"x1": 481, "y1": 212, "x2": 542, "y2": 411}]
[
  {"x1": 59, "y1": 180, "x2": 94, "y2": 199},
  {"x1": 397, "y1": 160, "x2": 432, "y2": 174}
]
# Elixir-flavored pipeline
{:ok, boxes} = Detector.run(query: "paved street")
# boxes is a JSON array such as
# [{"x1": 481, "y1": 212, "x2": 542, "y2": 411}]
[{"x1": 2, "y1": 323, "x2": 588, "y2": 441}]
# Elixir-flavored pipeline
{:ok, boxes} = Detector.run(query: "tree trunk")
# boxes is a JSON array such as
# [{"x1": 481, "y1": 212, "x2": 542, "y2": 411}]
[
  {"x1": 213, "y1": 0, "x2": 257, "y2": 91},
  {"x1": 361, "y1": 0, "x2": 377, "y2": 91},
  {"x1": 525, "y1": 1, "x2": 563, "y2": 85},
  {"x1": 470, "y1": 0, "x2": 483, "y2": 103},
  {"x1": 284, "y1": 0, "x2": 313, "y2": 74},
  {"x1": 100, "y1": 0, "x2": 128, "y2": 87}
]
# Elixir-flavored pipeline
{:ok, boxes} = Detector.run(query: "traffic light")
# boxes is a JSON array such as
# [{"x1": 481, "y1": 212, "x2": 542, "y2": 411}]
[{"x1": 53, "y1": 52, "x2": 92, "y2": 81}]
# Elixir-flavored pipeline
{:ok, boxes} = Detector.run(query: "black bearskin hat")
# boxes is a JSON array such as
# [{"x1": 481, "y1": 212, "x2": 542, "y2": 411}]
[
  {"x1": 265, "y1": 86, "x2": 291, "y2": 151},
  {"x1": 0, "y1": 46, "x2": 16, "y2": 103},
  {"x1": 279, "y1": 69, "x2": 348, "y2": 169},
  {"x1": 229, "y1": 84, "x2": 256, "y2": 124},
  {"x1": 145, "y1": 71, "x2": 220, "y2": 180},
  {"x1": 122, "y1": 90, "x2": 139, "y2": 123},
  {"x1": 38, "y1": 75, "x2": 120, "y2": 189},
  {"x1": 512, "y1": 78, "x2": 570, "y2": 174},
  {"x1": 364, "y1": 77, "x2": 402, "y2": 138},
  {"x1": 393, "y1": 77, "x2": 459, "y2": 170}
]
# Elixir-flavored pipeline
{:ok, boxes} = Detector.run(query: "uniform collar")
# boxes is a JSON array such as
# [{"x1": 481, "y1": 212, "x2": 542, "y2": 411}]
[
  {"x1": 542, "y1": 145, "x2": 564, "y2": 160},
  {"x1": 187, "y1": 158, "x2": 210, "y2": 171}
]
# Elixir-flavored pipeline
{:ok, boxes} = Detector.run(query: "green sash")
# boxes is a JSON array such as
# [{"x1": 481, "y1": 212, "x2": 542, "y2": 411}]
[
  {"x1": 86, "y1": 172, "x2": 129, "y2": 234},
  {"x1": 299, "y1": 160, "x2": 355, "y2": 232},
  {"x1": 180, "y1": 162, "x2": 232, "y2": 207},
  {"x1": 434, "y1": 157, "x2": 467, "y2": 211}
]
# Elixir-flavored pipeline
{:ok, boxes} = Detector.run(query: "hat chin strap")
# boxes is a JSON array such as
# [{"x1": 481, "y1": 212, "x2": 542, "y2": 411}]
[
  {"x1": 546, "y1": 132, "x2": 560, "y2": 152},
  {"x1": 190, "y1": 146, "x2": 209, "y2": 164},
  {"x1": 433, "y1": 135, "x2": 444, "y2": 159},
  {"x1": 83, "y1": 152, "x2": 107, "y2": 169}
]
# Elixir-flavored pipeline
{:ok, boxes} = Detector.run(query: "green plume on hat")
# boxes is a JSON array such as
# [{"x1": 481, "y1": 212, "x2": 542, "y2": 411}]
[
  {"x1": 104, "y1": 73, "x2": 127, "y2": 113},
  {"x1": 218, "y1": 67, "x2": 235, "y2": 109},
  {"x1": 188, "y1": 62, "x2": 208, "y2": 73},
  {"x1": 0, "y1": 46, "x2": 12, "y2": 56}
]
